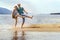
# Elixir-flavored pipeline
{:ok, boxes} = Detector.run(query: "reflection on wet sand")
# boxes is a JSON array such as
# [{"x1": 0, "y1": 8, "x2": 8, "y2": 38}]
[
  {"x1": 21, "y1": 31, "x2": 26, "y2": 40},
  {"x1": 12, "y1": 30, "x2": 18, "y2": 40},
  {"x1": 12, "y1": 29, "x2": 25, "y2": 40}
]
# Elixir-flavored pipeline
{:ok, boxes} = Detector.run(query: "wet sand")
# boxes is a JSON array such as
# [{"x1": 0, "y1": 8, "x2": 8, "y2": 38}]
[
  {"x1": 11, "y1": 24, "x2": 60, "y2": 40},
  {"x1": 11, "y1": 24, "x2": 60, "y2": 32},
  {"x1": 0, "y1": 24, "x2": 60, "y2": 40},
  {"x1": 12, "y1": 30, "x2": 25, "y2": 40}
]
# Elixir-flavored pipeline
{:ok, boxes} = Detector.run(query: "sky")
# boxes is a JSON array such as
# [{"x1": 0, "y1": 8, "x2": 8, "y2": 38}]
[{"x1": 0, "y1": 0, "x2": 60, "y2": 14}]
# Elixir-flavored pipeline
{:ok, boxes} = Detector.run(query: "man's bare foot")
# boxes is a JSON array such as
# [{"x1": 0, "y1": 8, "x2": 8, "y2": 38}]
[{"x1": 31, "y1": 16, "x2": 33, "y2": 19}]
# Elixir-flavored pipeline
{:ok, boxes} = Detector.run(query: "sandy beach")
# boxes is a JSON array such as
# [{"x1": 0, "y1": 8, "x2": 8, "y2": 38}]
[{"x1": 10, "y1": 23, "x2": 60, "y2": 32}]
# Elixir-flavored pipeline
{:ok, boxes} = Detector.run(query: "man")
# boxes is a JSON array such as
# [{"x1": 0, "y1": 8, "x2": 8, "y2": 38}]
[{"x1": 17, "y1": 4, "x2": 33, "y2": 28}]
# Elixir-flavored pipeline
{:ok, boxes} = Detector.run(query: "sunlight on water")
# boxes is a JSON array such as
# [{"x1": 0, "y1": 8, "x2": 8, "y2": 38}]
[
  {"x1": 0, "y1": 14, "x2": 60, "y2": 25},
  {"x1": 0, "y1": 14, "x2": 60, "y2": 40}
]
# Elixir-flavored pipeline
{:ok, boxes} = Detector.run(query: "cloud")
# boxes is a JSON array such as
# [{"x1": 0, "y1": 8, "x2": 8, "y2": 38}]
[{"x1": 0, "y1": 0, "x2": 60, "y2": 14}]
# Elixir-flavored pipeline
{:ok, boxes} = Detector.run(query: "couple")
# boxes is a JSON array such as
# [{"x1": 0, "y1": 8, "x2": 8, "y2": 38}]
[{"x1": 12, "y1": 4, "x2": 33, "y2": 28}]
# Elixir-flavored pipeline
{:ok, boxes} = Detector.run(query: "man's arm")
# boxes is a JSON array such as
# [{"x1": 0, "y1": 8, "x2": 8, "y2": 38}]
[{"x1": 24, "y1": 9, "x2": 28, "y2": 14}]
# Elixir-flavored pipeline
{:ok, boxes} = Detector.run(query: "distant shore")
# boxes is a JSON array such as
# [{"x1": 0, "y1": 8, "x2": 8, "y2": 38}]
[{"x1": 50, "y1": 13, "x2": 60, "y2": 15}]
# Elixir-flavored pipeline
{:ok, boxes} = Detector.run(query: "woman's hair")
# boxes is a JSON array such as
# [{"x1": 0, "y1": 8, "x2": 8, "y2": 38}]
[{"x1": 14, "y1": 6, "x2": 18, "y2": 9}]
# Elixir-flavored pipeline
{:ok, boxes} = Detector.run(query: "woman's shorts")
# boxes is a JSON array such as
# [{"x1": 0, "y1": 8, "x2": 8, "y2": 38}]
[{"x1": 12, "y1": 15, "x2": 17, "y2": 18}]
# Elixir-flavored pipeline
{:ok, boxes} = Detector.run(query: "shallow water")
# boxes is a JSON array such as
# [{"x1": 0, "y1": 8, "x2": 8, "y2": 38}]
[
  {"x1": 0, "y1": 14, "x2": 60, "y2": 25},
  {"x1": 0, "y1": 14, "x2": 60, "y2": 40}
]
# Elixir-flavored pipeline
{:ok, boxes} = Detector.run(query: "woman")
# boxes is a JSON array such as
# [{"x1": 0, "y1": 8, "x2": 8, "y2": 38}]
[{"x1": 12, "y1": 6, "x2": 19, "y2": 27}]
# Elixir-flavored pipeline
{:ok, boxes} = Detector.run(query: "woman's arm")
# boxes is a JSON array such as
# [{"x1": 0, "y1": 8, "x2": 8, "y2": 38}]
[{"x1": 12, "y1": 9, "x2": 15, "y2": 18}]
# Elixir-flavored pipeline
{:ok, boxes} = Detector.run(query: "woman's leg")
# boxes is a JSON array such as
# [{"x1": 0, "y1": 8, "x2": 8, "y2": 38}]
[
  {"x1": 15, "y1": 17, "x2": 17, "y2": 27},
  {"x1": 21, "y1": 18, "x2": 25, "y2": 28},
  {"x1": 17, "y1": 14, "x2": 25, "y2": 18}
]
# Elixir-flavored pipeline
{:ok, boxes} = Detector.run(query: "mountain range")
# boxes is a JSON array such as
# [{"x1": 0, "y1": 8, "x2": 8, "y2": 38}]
[{"x1": 0, "y1": 7, "x2": 12, "y2": 14}]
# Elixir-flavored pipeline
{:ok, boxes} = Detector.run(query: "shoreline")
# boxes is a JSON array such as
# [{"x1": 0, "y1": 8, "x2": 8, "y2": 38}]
[
  {"x1": 9, "y1": 23, "x2": 60, "y2": 32},
  {"x1": 0, "y1": 23, "x2": 60, "y2": 32}
]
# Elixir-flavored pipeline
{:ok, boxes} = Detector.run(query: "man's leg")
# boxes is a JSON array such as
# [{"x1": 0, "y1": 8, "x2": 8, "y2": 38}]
[
  {"x1": 21, "y1": 18, "x2": 25, "y2": 28},
  {"x1": 26, "y1": 16, "x2": 33, "y2": 19},
  {"x1": 22, "y1": 15, "x2": 33, "y2": 19}
]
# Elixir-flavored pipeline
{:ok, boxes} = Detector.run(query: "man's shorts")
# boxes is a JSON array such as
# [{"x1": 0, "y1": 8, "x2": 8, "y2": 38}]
[
  {"x1": 21, "y1": 14, "x2": 27, "y2": 17},
  {"x1": 21, "y1": 14, "x2": 27, "y2": 23}
]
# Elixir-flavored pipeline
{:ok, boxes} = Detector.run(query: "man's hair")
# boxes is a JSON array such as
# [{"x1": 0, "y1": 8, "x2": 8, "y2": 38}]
[{"x1": 17, "y1": 4, "x2": 21, "y2": 6}]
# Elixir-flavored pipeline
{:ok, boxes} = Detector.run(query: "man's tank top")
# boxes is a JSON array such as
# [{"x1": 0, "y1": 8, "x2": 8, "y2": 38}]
[{"x1": 17, "y1": 7, "x2": 24, "y2": 15}]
